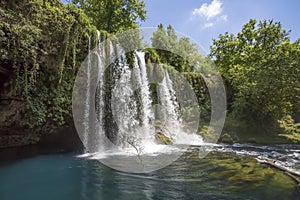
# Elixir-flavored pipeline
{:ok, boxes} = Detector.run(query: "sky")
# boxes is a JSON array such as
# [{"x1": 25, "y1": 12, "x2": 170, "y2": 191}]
[{"x1": 140, "y1": 0, "x2": 300, "y2": 53}]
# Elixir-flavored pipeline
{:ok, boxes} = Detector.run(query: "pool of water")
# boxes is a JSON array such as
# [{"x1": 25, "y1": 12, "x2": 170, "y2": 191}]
[{"x1": 0, "y1": 144, "x2": 299, "y2": 200}]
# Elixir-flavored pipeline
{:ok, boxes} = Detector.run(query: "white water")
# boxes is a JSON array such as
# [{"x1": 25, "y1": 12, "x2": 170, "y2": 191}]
[
  {"x1": 132, "y1": 52, "x2": 155, "y2": 141},
  {"x1": 82, "y1": 34, "x2": 203, "y2": 157},
  {"x1": 112, "y1": 62, "x2": 140, "y2": 146},
  {"x1": 83, "y1": 36, "x2": 92, "y2": 152},
  {"x1": 95, "y1": 30, "x2": 106, "y2": 152},
  {"x1": 216, "y1": 143, "x2": 300, "y2": 176},
  {"x1": 156, "y1": 69, "x2": 181, "y2": 140}
]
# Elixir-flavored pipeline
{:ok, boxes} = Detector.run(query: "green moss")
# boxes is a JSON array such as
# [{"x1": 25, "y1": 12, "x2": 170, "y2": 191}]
[
  {"x1": 228, "y1": 174, "x2": 264, "y2": 182},
  {"x1": 199, "y1": 125, "x2": 219, "y2": 143},
  {"x1": 206, "y1": 152, "x2": 297, "y2": 194},
  {"x1": 145, "y1": 48, "x2": 160, "y2": 63}
]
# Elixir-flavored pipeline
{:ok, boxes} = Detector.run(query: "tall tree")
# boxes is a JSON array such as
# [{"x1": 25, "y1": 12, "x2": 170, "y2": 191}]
[
  {"x1": 151, "y1": 24, "x2": 170, "y2": 50},
  {"x1": 151, "y1": 24, "x2": 201, "y2": 72},
  {"x1": 167, "y1": 25, "x2": 178, "y2": 49},
  {"x1": 210, "y1": 19, "x2": 300, "y2": 123},
  {"x1": 72, "y1": 0, "x2": 147, "y2": 33},
  {"x1": 0, "y1": 0, "x2": 94, "y2": 126}
]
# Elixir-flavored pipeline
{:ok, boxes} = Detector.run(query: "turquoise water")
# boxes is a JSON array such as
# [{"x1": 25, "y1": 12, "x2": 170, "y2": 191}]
[{"x1": 0, "y1": 145, "x2": 299, "y2": 200}]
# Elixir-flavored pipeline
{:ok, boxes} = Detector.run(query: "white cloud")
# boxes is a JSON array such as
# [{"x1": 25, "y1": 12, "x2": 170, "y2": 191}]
[
  {"x1": 191, "y1": 0, "x2": 228, "y2": 29},
  {"x1": 203, "y1": 22, "x2": 214, "y2": 28},
  {"x1": 218, "y1": 14, "x2": 228, "y2": 22},
  {"x1": 193, "y1": 0, "x2": 223, "y2": 20}
]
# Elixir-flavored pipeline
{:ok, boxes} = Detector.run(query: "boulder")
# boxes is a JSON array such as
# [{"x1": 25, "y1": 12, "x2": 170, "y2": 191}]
[{"x1": 155, "y1": 131, "x2": 173, "y2": 145}]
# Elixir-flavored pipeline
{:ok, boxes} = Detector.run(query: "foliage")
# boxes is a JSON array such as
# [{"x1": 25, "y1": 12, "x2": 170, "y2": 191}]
[
  {"x1": 0, "y1": 0, "x2": 95, "y2": 127},
  {"x1": 210, "y1": 19, "x2": 300, "y2": 125},
  {"x1": 148, "y1": 25, "x2": 214, "y2": 130},
  {"x1": 150, "y1": 24, "x2": 211, "y2": 73},
  {"x1": 278, "y1": 115, "x2": 300, "y2": 142},
  {"x1": 71, "y1": 0, "x2": 147, "y2": 33},
  {"x1": 151, "y1": 24, "x2": 193, "y2": 72},
  {"x1": 145, "y1": 48, "x2": 160, "y2": 63},
  {"x1": 182, "y1": 72, "x2": 211, "y2": 122},
  {"x1": 117, "y1": 28, "x2": 143, "y2": 68}
]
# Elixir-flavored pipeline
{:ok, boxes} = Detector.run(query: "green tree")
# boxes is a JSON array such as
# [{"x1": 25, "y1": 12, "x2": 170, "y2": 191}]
[
  {"x1": 0, "y1": 0, "x2": 94, "y2": 127},
  {"x1": 151, "y1": 24, "x2": 201, "y2": 72},
  {"x1": 72, "y1": 0, "x2": 147, "y2": 33},
  {"x1": 210, "y1": 19, "x2": 300, "y2": 124},
  {"x1": 151, "y1": 24, "x2": 170, "y2": 50},
  {"x1": 166, "y1": 25, "x2": 177, "y2": 49}
]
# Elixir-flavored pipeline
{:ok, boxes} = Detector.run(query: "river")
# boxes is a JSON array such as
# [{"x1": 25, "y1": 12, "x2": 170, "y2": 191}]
[{"x1": 0, "y1": 144, "x2": 299, "y2": 200}]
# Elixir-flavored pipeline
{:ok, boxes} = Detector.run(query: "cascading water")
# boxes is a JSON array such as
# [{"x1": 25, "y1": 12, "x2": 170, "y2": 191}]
[
  {"x1": 111, "y1": 60, "x2": 140, "y2": 146},
  {"x1": 110, "y1": 51, "x2": 155, "y2": 153},
  {"x1": 132, "y1": 52, "x2": 155, "y2": 140},
  {"x1": 81, "y1": 33, "x2": 202, "y2": 157},
  {"x1": 156, "y1": 69, "x2": 181, "y2": 139},
  {"x1": 95, "y1": 30, "x2": 106, "y2": 152},
  {"x1": 83, "y1": 36, "x2": 92, "y2": 152}
]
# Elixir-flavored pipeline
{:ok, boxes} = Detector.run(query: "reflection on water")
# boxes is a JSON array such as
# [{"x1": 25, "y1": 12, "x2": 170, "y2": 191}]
[{"x1": 0, "y1": 144, "x2": 299, "y2": 200}]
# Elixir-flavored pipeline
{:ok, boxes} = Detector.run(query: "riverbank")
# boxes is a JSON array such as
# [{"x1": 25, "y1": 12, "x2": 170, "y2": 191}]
[{"x1": 218, "y1": 116, "x2": 300, "y2": 144}]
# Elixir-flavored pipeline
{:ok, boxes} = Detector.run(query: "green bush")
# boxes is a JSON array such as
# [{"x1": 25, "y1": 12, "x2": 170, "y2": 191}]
[{"x1": 0, "y1": 0, "x2": 95, "y2": 127}]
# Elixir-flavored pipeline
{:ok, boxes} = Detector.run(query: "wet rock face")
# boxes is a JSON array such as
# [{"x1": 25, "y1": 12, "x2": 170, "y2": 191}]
[
  {"x1": 0, "y1": 120, "x2": 83, "y2": 161},
  {"x1": 154, "y1": 131, "x2": 173, "y2": 145}
]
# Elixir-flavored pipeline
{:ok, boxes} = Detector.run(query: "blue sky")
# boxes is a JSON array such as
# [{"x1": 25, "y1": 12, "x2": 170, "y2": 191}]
[{"x1": 140, "y1": 0, "x2": 300, "y2": 53}]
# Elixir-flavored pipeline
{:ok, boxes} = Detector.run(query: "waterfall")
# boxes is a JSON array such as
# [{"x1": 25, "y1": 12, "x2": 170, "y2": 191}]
[
  {"x1": 111, "y1": 62, "x2": 139, "y2": 146},
  {"x1": 110, "y1": 51, "x2": 155, "y2": 152},
  {"x1": 95, "y1": 30, "x2": 105, "y2": 152},
  {"x1": 96, "y1": 31, "x2": 104, "y2": 130},
  {"x1": 133, "y1": 52, "x2": 154, "y2": 140},
  {"x1": 159, "y1": 69, "x2": 180, "y2": 121},
  {"x1": 81, "y1": 34, "x2": 201, "y2": 155},
  {"x1": 156, "y1": 68, "x2": 181, "y2": 139},
  {"x1": 83, "y1": 36, "x2": 92, "y2": 152}
]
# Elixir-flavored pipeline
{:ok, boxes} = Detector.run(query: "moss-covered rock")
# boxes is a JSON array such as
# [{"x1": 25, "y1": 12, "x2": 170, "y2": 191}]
[
  {"x1": 219, "y1": 133, "x2": 238, "y2": 144},
  {"x1": 154, "y1": 131, "x2": 173, "y2": 145}
]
